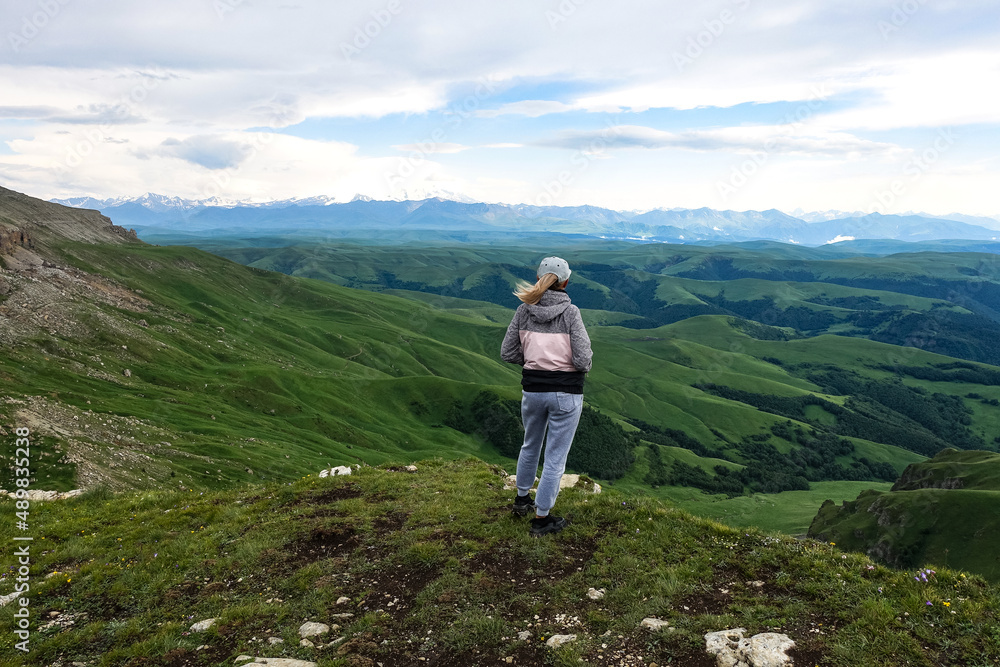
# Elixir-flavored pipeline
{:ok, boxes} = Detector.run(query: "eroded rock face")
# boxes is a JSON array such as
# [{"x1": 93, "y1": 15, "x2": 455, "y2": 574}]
[{"x1": 704, "y1": 628, "x2": 795, "y2": 667}]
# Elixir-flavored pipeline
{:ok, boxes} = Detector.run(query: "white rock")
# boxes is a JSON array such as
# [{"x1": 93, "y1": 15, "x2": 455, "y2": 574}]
[
  {"x1": 268, "y1": 637, "x2": 284, "y2": 645},
  {"x1": 587, "y1": 588, "x2": 606, "y2": 600},
  {"x1": 236, "y1": 660, "x2": 317, "y2": 667},
  {"x1": 298, "y1": 621, "x2": 330, "y2": 638},
  {"x1": 560, "y1": 474, "x2": 581, "y2": 488},
  {"x1": 747, "y1": 633, "x2": 796, "y2": 667},
  {"x1": 641, "y1": 618, "x2": 673, "y2": 632},
  {"x1": 704, "y1": 628, "x2": 794, "y2": 667},
  {"x1": 545, "y1": 634, "x2": 577, "y2": 648},
  {"x1": 504, "y1": 474, "x2": 600, "y2": 494},
  {"x1": 235, "y1": 656, "x2": 254, "y2": 663},
  {"x1": 0, "y1": 591, "x2": 21, "y2": 607},
  {"x1": 7, "y1": 488, "x2": 85, "y2": 501},
  {"x1": 189, "y1": 618, "x2": 217, "y2": 632},
  {"x1": 404, "y1": 465, "x2": 418, "y2": 472},
  {"x1": 299, "y1": 638, "x2": 315, "y2": 648},
  {"x1": 336, "y1": 596, "x2": 350, "y2": 605},
  {"x1": 517, "y1": 630, "x2": 532, "y2": 641}
]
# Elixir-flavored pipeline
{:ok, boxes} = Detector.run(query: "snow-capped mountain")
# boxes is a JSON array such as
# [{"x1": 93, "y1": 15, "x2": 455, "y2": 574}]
[{"x1": 49, "y1": 193, "x2": 1000, "y2": 246}]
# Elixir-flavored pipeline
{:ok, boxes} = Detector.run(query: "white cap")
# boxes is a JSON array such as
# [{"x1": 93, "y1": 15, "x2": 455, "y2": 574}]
[{"x1": 537, "y1": 256, "x2": 571, "y2": 282}]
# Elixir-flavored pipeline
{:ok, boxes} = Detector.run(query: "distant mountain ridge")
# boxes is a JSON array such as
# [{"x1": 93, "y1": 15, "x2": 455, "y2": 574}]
[{"x1": 50, "y1": 192, "x2": 1000, "y2": 246}]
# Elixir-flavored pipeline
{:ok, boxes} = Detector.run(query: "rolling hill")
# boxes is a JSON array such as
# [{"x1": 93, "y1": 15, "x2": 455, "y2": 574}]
[
  {"x1": 808, "y1": 449, "x2": 1000, "y2": 582},
  {"x1": 6, "y1": 186, "x2": 1000, "y2": 549}
]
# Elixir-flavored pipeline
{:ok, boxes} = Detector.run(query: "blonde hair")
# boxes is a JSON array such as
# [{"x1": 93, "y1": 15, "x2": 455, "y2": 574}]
[{"x1": 513, "y1": 272, "x2": 562, "y2": 305}]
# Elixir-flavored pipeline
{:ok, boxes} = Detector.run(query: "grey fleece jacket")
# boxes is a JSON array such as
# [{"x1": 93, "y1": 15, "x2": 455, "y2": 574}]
[{"x1": 501, "y1": 290, "x2": 593, "y2": 393}]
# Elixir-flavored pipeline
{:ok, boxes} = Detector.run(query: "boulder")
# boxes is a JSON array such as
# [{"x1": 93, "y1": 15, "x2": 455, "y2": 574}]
[
  {"x1": 234, "y1": 659, "x2": 317, "y2": 667},
  {"x1": 189, "y1": 618, "x2": 217, "y2": 632},
  {"x1": 298, "y1": 621, "x2": 330, "y2": 638},
  {"x1": 640, "y1": 618, "x2": 673, "y2": 632},
  {"x1": 704, "y1": 628, "x2": 794, "y2": 667},
  {"x1": 503, "y1": 474, "x2": 601, "y2": 494},
  {"x1": 545, "y1": 634, "x2": 577, "y2": 648},
  {"x1": 319, "y1": 466, "x2": 352, "y2": 477}
]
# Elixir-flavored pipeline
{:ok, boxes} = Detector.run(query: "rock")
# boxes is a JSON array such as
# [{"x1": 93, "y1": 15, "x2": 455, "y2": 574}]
[
  {"x1": 336, "y1": 596, "x2": 351, "y2": 605},
  {"x1": 0, "y1": 591, "x2": 21, "y2": 607},
  {"x1": 234, "y1": 660, "x2": 317, "y2": 667},
  {"x1": 641, "y1": 618, "x2": 673, "y2": 632},
  {"x1": 189, "y1": 618, "x2": 217, "y2": 632},
  {"x1": 404, "y1": 465, "x2": 418, "y2": 472},
  {"x1": 747, "y1": 633, "x2": 796, "y2": 667},
  {"x1": 517, "y1": 630, "x2": 532, "y2": 641},
  {"x1": 268, "y1": 637, "x2": 284, "y2": 645},
  {"x1": 300, "y1": 638, "x2": 315, "y2": 648},
  {"x1": 545, "y1": 634, "x2": 577, "y2": 648},
  {"x1": 704, "y1": 628, "x2": 794, "y2": 667},
  {"x1": 587, "y1": 587, "x2": 606, "y2": 600},
  {"x1": 5, "y1": 489, "x2": 54, "y2": 500},
  {"x1": 319, "y1": 466, "x2": 352, "y2": 477},
  {"x1": 503, "y1": 474, "x2": 600, "y2": 494},
  {"x1": 298, "y1": 621, "x2": 330, "y2": 638},
  {"x1": 123, "y1": 369, "x2": 131, "y2": 377}
]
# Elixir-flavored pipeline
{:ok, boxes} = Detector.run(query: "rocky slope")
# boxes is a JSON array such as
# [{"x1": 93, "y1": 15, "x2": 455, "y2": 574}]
[
  {"x1": 0, "y1": 186, "x2": 149, "y2": 347},
  {"x1": 0, "y1": 186, "x2": 138, "y2": 253}
]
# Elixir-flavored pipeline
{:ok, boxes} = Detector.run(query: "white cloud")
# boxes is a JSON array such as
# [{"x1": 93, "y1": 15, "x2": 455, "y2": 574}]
[
  {"x1": 0, "y1": 0, "x2": 998, "y2": 216},
  {"x1": 153, "y1": 135, "x2": 254, "y2": 170},
  {"x1": 476, "y1": 100, "x2": 575, "y2": 118},
  {"x1": 391, "y1": 142, "x2": 469, "y2": 154},
  {"x1": 535, "y1": 124, "x2": 901, "y2": 158}
]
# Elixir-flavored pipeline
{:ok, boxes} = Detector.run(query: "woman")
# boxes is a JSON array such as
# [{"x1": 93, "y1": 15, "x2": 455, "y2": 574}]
[{"x1": 501, "y1": 256, "x2": 593, "y2": 537}]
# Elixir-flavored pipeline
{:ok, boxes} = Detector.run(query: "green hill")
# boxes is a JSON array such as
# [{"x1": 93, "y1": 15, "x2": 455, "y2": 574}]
[
  {"x1": 6, "y1": 187, "x2": 1000, "y2": 541},
  {"x1": 2, "y1": 458, "x2": 999, "y2": 667},
  {"x1": 808, "y1": 449, "x2": 1000, "y2": 582}
]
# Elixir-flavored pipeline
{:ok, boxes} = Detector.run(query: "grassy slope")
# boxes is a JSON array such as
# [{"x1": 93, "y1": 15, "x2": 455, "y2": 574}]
[
  {"x1": 1, "y1": 459, "x2": 998, "y2": 667},
  {"x1": 809, "y1": 450, "x2": 1000, "y2": 583},
  {"x1": 1, "y1": 242, "x2": 522, "y2": 493},
  {"x1": 8, "y1": 240, "x2": 1000, "y2": 546}
]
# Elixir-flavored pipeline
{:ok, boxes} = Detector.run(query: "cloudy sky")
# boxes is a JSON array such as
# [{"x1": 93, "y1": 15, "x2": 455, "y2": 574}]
[{"x1": 1, "y1": 0, "x2": 999, "y2": 215}]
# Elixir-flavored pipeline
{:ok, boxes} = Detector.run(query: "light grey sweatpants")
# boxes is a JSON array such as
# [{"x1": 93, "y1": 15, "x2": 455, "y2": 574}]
[{"x1": 516, "y1": 390, "x2": 584, "y2": 517}]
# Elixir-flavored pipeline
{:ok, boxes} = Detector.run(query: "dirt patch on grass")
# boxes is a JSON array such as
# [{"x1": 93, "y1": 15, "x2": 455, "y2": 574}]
[
  {"x1": 275, "y1": 525, "x2": 360, "y2": 570},
  {"x1": 345, "y1": 641, "x2": 546, "y2": 667},
  {"x1": 465, "y1": 534, "x2": 598, "y2": 589},
  {"x1": 291, "y1": 482, "x2": 364, "y2": 506},
  {"x1": 374, "y1": 509, "x2": 409, "y2": 532},
  {"x1": 350, "y1": 561, "x2": 442, "y2": 621}
]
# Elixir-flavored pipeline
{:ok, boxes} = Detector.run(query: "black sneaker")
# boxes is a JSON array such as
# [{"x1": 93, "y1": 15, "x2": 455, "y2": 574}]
[
  {"x1": 529, "y1": 515, "x2": 568, "y2": 537},
  {"x1": 512, "y1": 493, "x2": 535, "y2": 517}
]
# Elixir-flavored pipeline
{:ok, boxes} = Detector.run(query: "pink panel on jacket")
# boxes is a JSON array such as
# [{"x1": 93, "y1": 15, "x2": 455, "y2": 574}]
[{"x1": 519, "y1": 331, "x2": 576, "y2": 371}]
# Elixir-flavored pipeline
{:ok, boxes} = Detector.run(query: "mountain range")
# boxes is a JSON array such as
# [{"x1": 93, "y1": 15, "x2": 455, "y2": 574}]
[{"x1": 52, "y1": 193, "x2": 1000, "y2": 246}]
